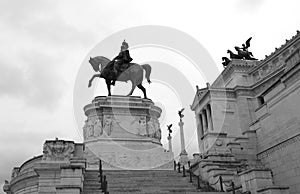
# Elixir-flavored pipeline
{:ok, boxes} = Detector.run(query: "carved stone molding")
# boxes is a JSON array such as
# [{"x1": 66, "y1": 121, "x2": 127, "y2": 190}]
[
  {"x1": 42, "y1": 140, "x2": 75, "y2": 161},
  {"x1": 257, "y1": 133, "x2": 300, "y2": 159}
]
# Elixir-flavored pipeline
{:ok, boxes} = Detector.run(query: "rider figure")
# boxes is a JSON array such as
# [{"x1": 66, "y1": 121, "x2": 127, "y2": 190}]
[
  {"x1": 111, "y1": 40, "x2": 133, "y2": 85},
  {"x1": 242, "y1": 44, "x2": 248, "y2": 52}
]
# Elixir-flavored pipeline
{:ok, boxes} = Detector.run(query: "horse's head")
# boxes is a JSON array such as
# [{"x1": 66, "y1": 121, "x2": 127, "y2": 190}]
[
  {"x1": 89, "y1": 57, "x2": 100, "y2": 72},
  {"x1": 88, "y1": 56, "x2": 111, "y2": 72},
  {"x1": 227, "y1": 50, "x2": 231, "y2": 54},
  {"x1": 234, "y1": 46, "x2": 240, "y2": 52}
]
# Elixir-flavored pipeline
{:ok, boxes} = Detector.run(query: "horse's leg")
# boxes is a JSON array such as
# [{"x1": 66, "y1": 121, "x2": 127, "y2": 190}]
[
  {"x1": 105, "y1": 79, "x2": 112, "y2": 96},
  {"x1": 88, "y1": 74, "x2": 101, "y2": 87},
  {"x1": 137, "y1": 84, "x2": 147, "y2": 99},
  {"x1": 127, "y1": 80, "x2": 136, "y2": 96}
]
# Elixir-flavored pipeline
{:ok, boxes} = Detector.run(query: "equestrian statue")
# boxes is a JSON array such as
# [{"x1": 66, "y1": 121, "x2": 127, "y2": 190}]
[
  {"x1": 234, "y1": 37, "x2": 257, "y2": 60},
  {"x1": 88, "y1": 40, "x2": 152, "y2": 99}
]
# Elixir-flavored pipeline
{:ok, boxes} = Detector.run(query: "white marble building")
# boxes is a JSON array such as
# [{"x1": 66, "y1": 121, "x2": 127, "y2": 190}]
[{"x1": 190, "y1": 31, "x2": 300, "y2": 194}]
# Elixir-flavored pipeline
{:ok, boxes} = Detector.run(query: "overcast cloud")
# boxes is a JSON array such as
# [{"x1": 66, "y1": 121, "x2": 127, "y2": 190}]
[{"x1": 0, "y1": 0, "x2": 299, "y2": 192}]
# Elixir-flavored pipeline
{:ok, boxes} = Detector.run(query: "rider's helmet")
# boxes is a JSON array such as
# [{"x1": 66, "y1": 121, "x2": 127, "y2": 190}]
[{"x1": 121, "y1": 39, "x2": 129, "y2": 50}]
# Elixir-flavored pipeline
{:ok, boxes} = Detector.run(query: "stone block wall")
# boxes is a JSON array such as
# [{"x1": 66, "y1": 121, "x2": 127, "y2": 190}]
[
  {"x1": 255, "y1": 66, "x2": 300, "y2": 194},
  {"x1": 258, "y1": 136, "x2": 300, "y2": 194}
]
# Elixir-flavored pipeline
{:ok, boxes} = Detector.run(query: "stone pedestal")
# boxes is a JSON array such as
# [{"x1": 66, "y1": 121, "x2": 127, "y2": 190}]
[
  {"x1": 179, "y1": 151, "x2": 189, "y2": 165},
  {"x1": 83, "y1": 96, "x2": 174, "y2": 170}
]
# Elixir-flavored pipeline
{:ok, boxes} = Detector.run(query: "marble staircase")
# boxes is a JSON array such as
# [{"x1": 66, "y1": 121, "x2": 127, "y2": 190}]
[{"x1": 93, "y1": 170, "x2": 225, "y2": 194}]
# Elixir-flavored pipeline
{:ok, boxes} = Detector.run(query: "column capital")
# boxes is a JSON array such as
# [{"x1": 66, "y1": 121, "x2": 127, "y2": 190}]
[
  {"x1": 200, "y1": 109, "x2": 205, "y2": 114},
  {"x1": 204, "y1": 103, "x2": 210, "y2": 110}
]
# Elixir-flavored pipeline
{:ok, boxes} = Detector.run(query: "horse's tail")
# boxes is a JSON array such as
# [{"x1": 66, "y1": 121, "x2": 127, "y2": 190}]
[{"x1": 141, "y1": 64, "x2": 152, "y2": 84}]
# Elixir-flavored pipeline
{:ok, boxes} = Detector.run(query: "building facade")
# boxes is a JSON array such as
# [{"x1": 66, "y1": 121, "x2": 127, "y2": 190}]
[{"x1": 191, "y1": 31, "x2": 300, "y2": 194}]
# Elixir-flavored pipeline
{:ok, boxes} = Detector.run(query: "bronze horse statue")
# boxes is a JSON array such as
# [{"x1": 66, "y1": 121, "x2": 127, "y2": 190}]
[
  {"x1": 88, "y1": 56, "x2": 152, "y2": 98},
  {"x1": 227, "y1": 50, "x2": 243, "y2": 59},
  {"x1": 234, "y1": 37, "x2": 257, "y2": 60},
  {"x1": 222, "y1": 57, "x2": 231, "y2": 67},
  {"x1": 234, "y1": 46, "x2": 257, "y2": 60}
]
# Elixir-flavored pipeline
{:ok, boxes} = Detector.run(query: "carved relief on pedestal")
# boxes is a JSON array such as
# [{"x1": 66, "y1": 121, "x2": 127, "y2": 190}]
[
  {"x1": 130, "y1": 116, "x2": 147, "y2": 136},
  {"x1": 103, "y1": 115, "x2": 114, "y2": 136},
  {"x1": 83, "y1": 117, "x2": 103, "y2": 140},
  {"x1": 42, "y1": 140, "x2": 75, "y2": 161},
  {"x1": 147, "y1": 118, "x2": 156, "y2": 138},
  {"x1": 146, "y1": 117, "x2": 161, "y2": 140},
  {"x1": 153, "y1": 119, "x2": 162, "y2": 140},
  {"x1": 138, "y1": 116, "x2": 147, "y2": 136},
  {"x1": 94, "y1": 118, "x2": 103, "y2": 136}
]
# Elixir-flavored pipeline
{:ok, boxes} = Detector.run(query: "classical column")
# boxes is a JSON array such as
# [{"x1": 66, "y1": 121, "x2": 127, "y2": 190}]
[
  {"x1": 179, "y1": 119, "x2": 186, "y2": 155},
  {"x1": 196, "y1": 115, "x2": 204, "y2": 137},
  {"x1": 179, "y1": 118, "x2": 189, "y2": 164},
  {"x1": 199, "y1": 114, "x2": 204, "y2": 136},
  {"x1": 167, "y1": 134, "x2": 173, "y2": 152},
  {"x1": 201, "y1": 111, "x2": 207, "y2": 132},
  {"x1": 206, "y1": 105, "x2": 213, "y2": 131},
  {"x1": 196, "y1": 114, "x2": 203, "y2": 153}
]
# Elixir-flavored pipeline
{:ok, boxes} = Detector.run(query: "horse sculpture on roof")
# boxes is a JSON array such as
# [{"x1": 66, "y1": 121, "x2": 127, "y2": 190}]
[{"x1": 225, "y1": 37, "x2": 258, "y2": 61}]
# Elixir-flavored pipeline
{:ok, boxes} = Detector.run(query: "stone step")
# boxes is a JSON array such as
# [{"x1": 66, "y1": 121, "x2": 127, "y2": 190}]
[
  {"x1": 83, "y1": 184, "x2": 101, "y2": 187},
  {"x1": 105, "y1": 172, "x2": 179, "y2": 174},
  {"x1": 105, "y1": 173, "x2": 185, "y2": 178},
  {"x1": 106, "y1": 177, "x2": 191, "y2": 181},
  {"x1": 83, "y1": 170, "x2": 102, "y2": 194},
  {"x1": 110, "y1": 192, "x2": 224, "y2": 194},
  {"x1": 83, "y1": 190, "x2": 102, "y2": 194},
  {"x1": 107, "y1": 181, "x2": 196, "y2": 185},
  {"x1": 108, "y1": 188, "x2": 199, "y2": 192},
  {"x1": 83, "y1": 170, "x2": 225, "y2": 193},
  {"x1": 106, "y1": 184, "x2": 196, "y2": 187},
  {"x1": 104, "y1": 170, "x2": 198, "y2": 193}
]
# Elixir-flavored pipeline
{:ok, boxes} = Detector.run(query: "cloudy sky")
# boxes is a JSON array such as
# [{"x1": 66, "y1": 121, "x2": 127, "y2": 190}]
[{"x1": 0, "y1": 0, "x2": 299, "y2": 190}]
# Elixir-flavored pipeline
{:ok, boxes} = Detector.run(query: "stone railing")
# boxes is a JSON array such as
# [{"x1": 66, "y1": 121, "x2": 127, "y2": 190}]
[{"x1": 174, "y1": 160, "x2": 242, "y2": 193}]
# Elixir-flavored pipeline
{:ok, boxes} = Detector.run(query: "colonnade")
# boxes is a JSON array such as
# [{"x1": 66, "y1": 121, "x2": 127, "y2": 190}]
[{"x1": 196, "y1": 104, "x2": 213, "y2": 137}]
